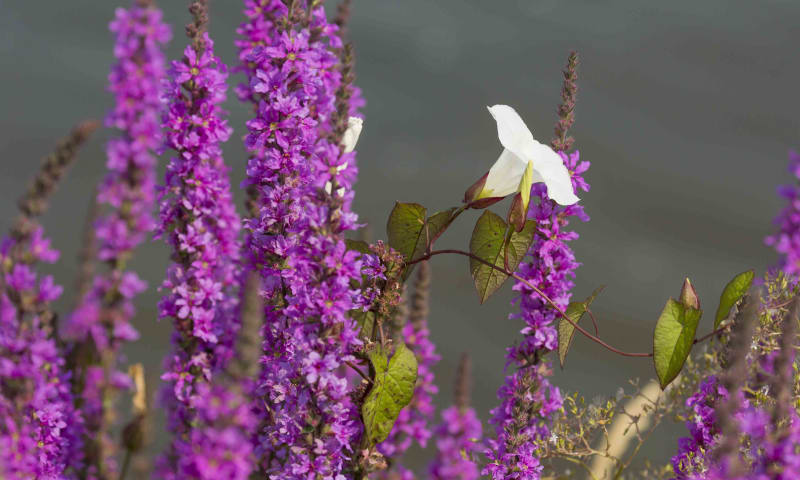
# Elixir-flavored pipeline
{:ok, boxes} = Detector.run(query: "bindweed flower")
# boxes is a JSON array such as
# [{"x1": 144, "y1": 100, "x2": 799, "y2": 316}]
[
  {"x1": 465, "y1": 105, "x2": 579, "y2": 230},
  {"x1": 484, "y1": 58, "x2": 589, "y2": 480}
]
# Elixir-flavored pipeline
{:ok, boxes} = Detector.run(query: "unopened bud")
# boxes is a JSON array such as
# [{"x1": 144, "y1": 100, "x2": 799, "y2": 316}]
[
  {"x1": 679, "y1": 277, "x2": 700, "y2": 309},
  {"x1": 122, "y1": 414, "x2": 145, "y2": 453},
  {"x1": 507, "y1": 192, "x2": 526, "y2": 232}
]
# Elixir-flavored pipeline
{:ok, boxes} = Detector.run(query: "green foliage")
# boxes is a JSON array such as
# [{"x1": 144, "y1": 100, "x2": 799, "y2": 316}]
[
  {"x1": 345, "y1": 239, "x2": 371, "y2": 255},
  {"x1": 386, "y1": 202, "x2": 426, "y2": 263},
  {"x1": 352, "y1": 309, "x2": 376, "y2": 340},
  {"x1": 385, "y1": 202, "x2": 457, "y2": 279},
  {"x1": 653, "y1": 298, "x2": 702, "y2": 389},
  {"x1": 557, "y1": 286, "x2": 604, "y2": 368},
  {"x1": 714, "y1": 270, "x2": 754, "y2": 328},
  {"x1": 468, "y1": 210, "x2": 536, "y2": 304},
  {"x1": 361, "y1": 342, "x2": 418, "y2": 447}
]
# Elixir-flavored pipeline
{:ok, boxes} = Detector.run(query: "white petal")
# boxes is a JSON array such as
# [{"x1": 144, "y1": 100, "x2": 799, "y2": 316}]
[
  {"x1": 341, "y1": 117, "x2": 363, "y2": 153},
  {"x1": 527, "y1": 142, "x2": 579, "y2": 205},
  {"x1": 482, "y1": 148, "x2": 528, "y2": 198},
  {"x1": 324, "y1": 181, "x2": 333, "y2": 194},
  {"x1": 487, "y1": 105, "x2": 535, "y2": 162}
]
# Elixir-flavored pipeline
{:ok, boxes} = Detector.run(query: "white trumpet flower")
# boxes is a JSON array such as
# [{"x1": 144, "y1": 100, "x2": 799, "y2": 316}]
[
  {"x1": 325, "y1": 117, "x2": 363, "y2": 195},
  {"x1": 465, "y1": 105, "x2": 579, "y2": 220}
]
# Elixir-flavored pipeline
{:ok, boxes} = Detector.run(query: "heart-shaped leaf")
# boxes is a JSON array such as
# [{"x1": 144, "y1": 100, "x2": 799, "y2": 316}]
[
  {"x1": 386, "y1": 202, "x2": 427, "y2": 263},
  {"x1": 653, "y1": 298, "x2": 702, "y2": 389},
  {"x1": 714, "y1": 270, "x2": 754, "y2": 328},
  {"x1": 362, "y1": 343, "x2": 418, "y2": 447},
  {"x1": 468, "y1": 210, "x2": 536, "y2": 304}
]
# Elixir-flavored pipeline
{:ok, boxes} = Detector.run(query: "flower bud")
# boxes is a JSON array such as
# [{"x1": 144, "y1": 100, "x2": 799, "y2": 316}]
[
  {"x1": 679, "y1": 277, "x2": 700, "y2": 309},
  {"x1": 507, "y1": 192, "x2": 526, "y2": 232},
  {"x1": 463, "y1": 172, "x2": 503, "y2": 209}
]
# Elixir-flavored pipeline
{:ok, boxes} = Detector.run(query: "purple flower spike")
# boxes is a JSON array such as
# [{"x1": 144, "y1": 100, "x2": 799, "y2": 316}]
[
  {"x1": 60, "y1": 3, "x2": 169, "y2": 475},
  {"x1": 0, "y1": 123, "x2": 97, "y2": 479},
  {"x1": 766, "y1": 150, "x2": 800, "y2": 278},
  {"x1": 156, "y1": 5, "x2": 246, "y2": 476},
  {"x1": 484, "y1": 149, "x2": 590, "y2": 480},
  {"x1": 237, "y1": 1, "x2": 365, "y2": 477}
]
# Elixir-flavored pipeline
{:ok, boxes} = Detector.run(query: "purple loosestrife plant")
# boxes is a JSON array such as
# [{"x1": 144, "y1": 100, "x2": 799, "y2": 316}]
[
  {"x1": 766, "y1": 150, "x2": 800, "y2": 278},
  {"x1": 237, "y1": 1, "x2": 366, "y2": 476},
  {"x1": 156, "y1": 3, "x2": 245, "y2": 476},
  {"x1": 0, "y1": 123, "x2": 96, "y2": 478},
  {"x1": 484, "y1": 54, "x2": 590, "y2": 480},
  {"x1": 62, "y1": 3, "x2": 170, "y2": 475},
  {"x1": 429, "y1": 354, "x2": 482, "y2": 480}
]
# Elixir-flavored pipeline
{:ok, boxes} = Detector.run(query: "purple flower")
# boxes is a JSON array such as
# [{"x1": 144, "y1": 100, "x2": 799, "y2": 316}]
[
  {"x1": 60, "y1": 3, "x2": 169, "y2": 473},
  {"x1": 429, "y1": 406, "x2": 483, "y2": 480},
  {"x1": 156, "y1": 21, "x2": 244, "y2": 476},
  {"x1": 766, "y1": 150, "x2": 800, "y2": 278},
  {"x1": 237, "y1": 1, "x2": 365, "y2": 476},
  {"x1": 484, "y1": 150, "x2": 590, "y2": 480},
  {"x1": 0, "y1": 237, "x2": 80, "y2": 477}
]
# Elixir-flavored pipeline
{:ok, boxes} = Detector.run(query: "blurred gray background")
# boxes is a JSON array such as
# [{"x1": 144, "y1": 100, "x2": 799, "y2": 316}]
[{"x1": 0, "y1": 0, "x2": 797, "y2": 475}]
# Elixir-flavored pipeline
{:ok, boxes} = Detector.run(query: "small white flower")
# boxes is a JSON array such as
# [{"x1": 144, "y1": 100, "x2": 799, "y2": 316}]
[
  {"x1": 467, "y1": 105, "x2": 579, "y2": 211},
  {"x1": 548, "y1": 432, "x2": 558, "y2": 444},
  {"x1": 325, "y1": 117, "x2": 363, "y2": 195},
  {"x1": 341, "y1": 116, "x2": 363, "y2": 154}
]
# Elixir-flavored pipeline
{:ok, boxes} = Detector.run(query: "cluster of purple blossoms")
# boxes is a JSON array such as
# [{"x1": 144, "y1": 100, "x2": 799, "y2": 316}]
[
  {"x1": 672, "y1": 312, "x2": 800, "y2": 479},
  {"x1": 0, "y1": 230, "x2": 79, "y2": 478},
  {"x1": 156, "y1": 21, "x2": 245, "y2": 476},
  {"x1": 429, "y1": 405, "x2": 483, "y2": 480},
  {"x1": 766, "y1": 150, "x2": 800, "y2": 278},
  {"x1": 671, "y1": 376, "x2": 724, "y2": 478},
  {"x1": 170, "y1": 382, "x2": 256, "y2": 480},
  {"x1": 62, "y1": 4, "x2": 169, "y2": 474},
  {"x1": 484, "y1": 150, "x2": 590, "y2": 479},
  {"x1": 0, "y1": 119, "x2": 98, "y2": 477},
  {"x1": 237, "y1": 1, "x2": 365, "y2": 476}
]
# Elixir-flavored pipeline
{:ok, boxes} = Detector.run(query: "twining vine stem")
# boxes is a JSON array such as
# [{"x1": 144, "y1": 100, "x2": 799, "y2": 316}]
[{"x1": 408, "y1": 249, "x2": 733, "y2": 359}]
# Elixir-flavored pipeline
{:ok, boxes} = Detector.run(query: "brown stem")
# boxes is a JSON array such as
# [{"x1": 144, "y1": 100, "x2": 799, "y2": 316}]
[{"x1": 407, "y1": 249, "x2": 653, "y2": 358}]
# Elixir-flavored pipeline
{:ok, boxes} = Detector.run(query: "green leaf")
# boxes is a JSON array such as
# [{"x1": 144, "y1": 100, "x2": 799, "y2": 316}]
[
  {"x1": 469, "y1": 211, "x2": 536, "y2": 304},
  {"x1": 351, "y1": 309, "x2": 376, "y2": 340},
  {"x1": 386, "y1": 202, "x2": 427, "y2": 262},
  {"x1": 557, "y1": 286, "x2": 605, "y2": 368},
  {"x1": 714, "y1": 270, "x2": 754, "y2": 328},
  {"x1": 386, "y1": 203, "x2": 459, "y2": 279},
  {"x1": 362, "y1": 343, "x2": 419, "y2": 447},
  {"x1": 345, "y1": 239, "x2": 371, "y2": 255},
  {"x1": 653, "y1": 298, "x2": 702, "y2": 389}
]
